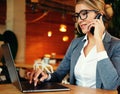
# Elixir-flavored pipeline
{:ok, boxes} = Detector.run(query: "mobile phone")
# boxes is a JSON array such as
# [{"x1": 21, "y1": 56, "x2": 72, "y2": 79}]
[{"x1": 90, "y1": 13, "x2": 102, "y2": 35}]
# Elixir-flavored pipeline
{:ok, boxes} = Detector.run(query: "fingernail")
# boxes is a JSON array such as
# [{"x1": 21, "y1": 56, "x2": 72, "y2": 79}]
[
  {"x1": 40, "y1": 78, "x2": 44, "y2": 82},
  {"x1": 34, "y1": 77, "x2": 36, "y2": 80},
  {"x1": 34, "y1": 83, "x2": 36, "y2": 86},
  {"x1": 40, "y1": 78, "x2": 42, "y2": 81}
]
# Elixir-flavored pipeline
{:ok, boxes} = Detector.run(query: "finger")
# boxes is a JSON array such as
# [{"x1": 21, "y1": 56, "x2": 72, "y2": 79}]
[
  {"x1": 39, "y1": 72, "x2": 48, "y2": 82},
  {"x1": 34, "y1": 78, "x2": 39, "y2": 86},
  {"x1": 99, "y1": 16, "x2": 104, "y2": 25},
  {"x1": 87, "y1": 22, "x2": 95, "y2": 31},
  {"x1": 26, "y1": 72, "x2": 31, "y2": 79},
  {"x1": 94, "y1": 19, "x2": 100, "y2": 23},
  {"x1": 33, "y1": 69, "x2": 42, "y2": 80},
  {"x1": 29, "y1": 70, "x2": 35, "y2": 83},
  {"x1": 100, "y1": 16, "x2": 103, "y2": 22}
]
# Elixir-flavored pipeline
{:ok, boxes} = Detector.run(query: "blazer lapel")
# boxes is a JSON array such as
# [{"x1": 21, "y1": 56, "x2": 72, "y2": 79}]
[
  {"x1": 70, "y1": 38, "x2": 85, "y2": 84},
  {"x1": 71, "y1": 41, "x2": 85, "y2": 67},
  {"x1": 71, "y1": 32, "x2": 112, "y2": 65},
  {"x1": 71, "y1": 32, "x2": 112, "y2": 73}
]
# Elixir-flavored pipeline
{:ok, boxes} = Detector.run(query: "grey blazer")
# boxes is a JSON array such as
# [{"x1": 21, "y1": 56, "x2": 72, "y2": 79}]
[{"x1": 50, "y1": 32, "x2": 120, "y2": 90}]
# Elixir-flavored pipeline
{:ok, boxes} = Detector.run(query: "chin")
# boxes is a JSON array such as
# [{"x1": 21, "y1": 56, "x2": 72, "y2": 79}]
[{"x1": 82, "y1": 30, "x2": 88, "y2": 34}]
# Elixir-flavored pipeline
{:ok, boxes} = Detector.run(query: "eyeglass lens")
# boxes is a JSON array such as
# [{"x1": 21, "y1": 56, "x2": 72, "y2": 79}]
[
  {"x1": 73, "y1": 10, "x2": 88, "y2": 21},
  {"x1": 73, "y1": 10, "x2": 98, "y2": 21}
]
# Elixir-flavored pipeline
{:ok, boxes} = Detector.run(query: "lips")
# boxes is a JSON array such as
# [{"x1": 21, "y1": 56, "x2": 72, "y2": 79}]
[{"x1": 80, "y1": 24, "x2": 87, "y2": 29}]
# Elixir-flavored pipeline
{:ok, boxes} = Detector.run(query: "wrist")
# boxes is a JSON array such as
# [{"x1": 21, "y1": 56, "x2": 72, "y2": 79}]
[{"x1": 96, "y1": 40, "x2": 105, "y2": 52}]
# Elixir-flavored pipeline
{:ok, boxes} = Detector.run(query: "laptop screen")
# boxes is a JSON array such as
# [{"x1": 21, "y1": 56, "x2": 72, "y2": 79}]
[{"x1": 1, "y1": 43, "x2": 22, "y2": 91}]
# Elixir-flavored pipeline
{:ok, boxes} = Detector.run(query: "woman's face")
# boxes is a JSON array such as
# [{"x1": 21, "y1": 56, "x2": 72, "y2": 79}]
[{"x1": 75, "y1": 3, "x2": 97, "y2": 34}]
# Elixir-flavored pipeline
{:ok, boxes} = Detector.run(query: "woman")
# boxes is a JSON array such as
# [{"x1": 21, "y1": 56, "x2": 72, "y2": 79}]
[{"x1": 27, "y1": 0, "x2": 120, "y2": 90}]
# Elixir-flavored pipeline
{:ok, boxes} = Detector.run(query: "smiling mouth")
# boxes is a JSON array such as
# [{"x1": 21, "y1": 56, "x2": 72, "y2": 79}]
[{"x1": 80, "y1": 24, "x2": 87, "y2": 29}]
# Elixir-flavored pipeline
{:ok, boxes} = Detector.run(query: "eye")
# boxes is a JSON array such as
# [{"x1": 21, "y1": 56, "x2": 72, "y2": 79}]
[
  {"x1": 73, "y1": 13, "x2": 80, "y2": 21},
  {"x1": 80, "y1": 10, "x2": 88, "y2": 16},
  {"x1": 74, "y1": 13, "x2": 79, "y2": 17}
]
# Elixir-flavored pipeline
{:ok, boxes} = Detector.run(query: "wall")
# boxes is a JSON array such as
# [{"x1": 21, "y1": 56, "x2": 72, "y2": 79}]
[
  {"x1": 0, "y1": 1, "x2": 75, "y2": 64},
  {"x1": 0, "y1": 25, "x2": 6, "y2": 34},
  {"x1": 0, "y1": 0, "x2": 26, "y2": 63},
  {"x1": 6, "y1": 0, "x2": 26, "y2": 63},
  {"x1": 25, "y1": 10, "x2": 75, "y2": 64}
]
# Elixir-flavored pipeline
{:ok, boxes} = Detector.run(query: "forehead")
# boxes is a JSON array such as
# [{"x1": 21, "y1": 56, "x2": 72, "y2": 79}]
[{"x1": 75, "y1": 3, "x2": 92, "y2": 13}]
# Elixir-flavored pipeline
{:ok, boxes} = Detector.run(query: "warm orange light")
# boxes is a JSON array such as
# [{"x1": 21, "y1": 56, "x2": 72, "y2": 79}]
[
  {"x1": 48, "y1": 31, "x2": 52, "y2": 37},
  {"x1": 31, "y1": 0, "x2": 39, "y2": 3},
  {"x1": 59, "y1": 24, "x2": 67, "y2": 32},
  {"x1": 44, "y1": 54, "x2": 51, "y2": 58},
  {"x1": 62, "y1": 36, "x2": 69, "y2": 42}
]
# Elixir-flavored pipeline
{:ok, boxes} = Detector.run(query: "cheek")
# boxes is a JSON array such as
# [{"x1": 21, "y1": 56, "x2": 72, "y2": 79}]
[
  {"x1": 79, "y1": 22, "x2": 91, "y2": 34},
  {"x1": 80, "y1": 26, "x2": 89, "y2": 34},
  {"x1": 87, "y1": 14, "x2": 96, "y2": 20}
]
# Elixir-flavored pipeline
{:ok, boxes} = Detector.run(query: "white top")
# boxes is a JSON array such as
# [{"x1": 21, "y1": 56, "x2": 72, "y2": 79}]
[{"x1": 74, "y1": 34, "x2": 108, "y2": 88}]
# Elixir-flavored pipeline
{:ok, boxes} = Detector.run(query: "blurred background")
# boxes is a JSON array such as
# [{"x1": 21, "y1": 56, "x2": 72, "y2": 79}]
[{"x1": 0, "y1": 0, "x2": 120, "y2": 64}]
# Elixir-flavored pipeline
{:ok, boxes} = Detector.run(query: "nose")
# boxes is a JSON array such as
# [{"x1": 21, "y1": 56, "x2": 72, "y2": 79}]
[{"x1": 77, "y1": 17, "x2": 84, "y2": 24}]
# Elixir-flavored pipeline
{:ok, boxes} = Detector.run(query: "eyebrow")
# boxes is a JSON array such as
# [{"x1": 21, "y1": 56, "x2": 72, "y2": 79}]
[{"x1": 75, "y1": 9, "x2": 99, "y2": 14}]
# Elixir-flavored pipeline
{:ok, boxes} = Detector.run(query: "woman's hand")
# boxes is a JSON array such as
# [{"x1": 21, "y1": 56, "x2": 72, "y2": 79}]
[
  {"x1": 87, "y1": 15, "x2": 106, "y2": 52},
  {"x1": 93, "y1": 16, "x2": 106, "y2": 52},
  {"x1": 93, "y1": 16, "x2": 105, "y2": 40},
  {"x1": 88, "y1": 16, "x2": 105, "y2": 40},
  {"x1": 26, "y1": 68, "x2": 49, "y2": 86}
]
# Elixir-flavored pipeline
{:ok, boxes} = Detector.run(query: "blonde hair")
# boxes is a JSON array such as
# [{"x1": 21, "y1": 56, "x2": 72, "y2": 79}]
[{"x1": 76, "y1": 0, "x2": 113, "y2": 21}]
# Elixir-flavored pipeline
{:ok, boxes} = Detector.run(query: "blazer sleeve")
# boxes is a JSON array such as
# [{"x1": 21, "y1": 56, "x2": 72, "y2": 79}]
[{"x1": 96, "y1": 38, "x2": 120, "y2": 90}]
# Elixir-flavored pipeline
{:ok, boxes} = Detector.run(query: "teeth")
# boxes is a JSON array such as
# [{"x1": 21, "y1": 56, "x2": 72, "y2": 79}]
[
  {"x1": 81, "y1": 24, "x2": 87, "y2": 29},
  {"x1": 81, "y1": 24, "x2": 86, "y2": 27}
]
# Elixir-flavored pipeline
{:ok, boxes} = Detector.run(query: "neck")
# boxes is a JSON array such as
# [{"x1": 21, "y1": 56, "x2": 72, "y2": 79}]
[{"x1": 87, "y1": 33, "x2": 95, "y2": 45}]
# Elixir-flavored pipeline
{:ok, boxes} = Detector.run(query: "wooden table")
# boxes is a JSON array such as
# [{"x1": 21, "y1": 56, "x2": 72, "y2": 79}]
[
  {"x1": 0, "y1": 83, "x2": 117, "y2": 94},
  {"x1": 0, "y1": 62, "x2": 59, "y2": 79},
  {"x1": 0, "y1": 62, "x2": 59, "y2": 71}
]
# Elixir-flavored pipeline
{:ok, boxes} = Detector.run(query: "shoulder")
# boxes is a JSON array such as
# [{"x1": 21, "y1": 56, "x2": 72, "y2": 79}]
[
  {"x1": 104, "y1": 32, "x2": 120, "y2": 44},
  {"x1": 67, "y1": 36, "x2": 85, "y2": 51},
  {"x1": 71, "y1": 36, "x2": 84, "y2": 45},
  {"x1": 109, "y1": 33, "x2": 120, "y2": 46},
  {"x1": 105, "y1": 32, "x2": 120, "y2": 50},
  {"x1": 110, "y1": 36, "x2": 120, "y2": 51}
]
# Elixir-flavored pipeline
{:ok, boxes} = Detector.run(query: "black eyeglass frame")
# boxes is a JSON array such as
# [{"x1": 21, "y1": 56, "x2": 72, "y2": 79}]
[{"x1": 73, "y1": 10, "x2": 99, "y2": 21}]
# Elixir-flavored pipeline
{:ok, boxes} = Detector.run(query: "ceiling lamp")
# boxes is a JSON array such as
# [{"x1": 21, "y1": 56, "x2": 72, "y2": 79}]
[
  {"x1": 62, "y1": 36, "x2": 69, "y2": 42},
  {"x1": 31, "y1": 0, "x2": 39, "y2": 3},
  {"x1": 59, "y1": 13, "x2": 67, "y2": 32},
  {"x1": 48, "y1": 31, "x2": 52, "y2": 37},
  {"x1": 59, "y1": 24, "x2": 67, "y2": 32}
]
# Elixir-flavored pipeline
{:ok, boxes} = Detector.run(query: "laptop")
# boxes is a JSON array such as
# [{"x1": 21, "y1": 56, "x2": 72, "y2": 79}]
[{"x1": 1, "y1": 43, "x2": 70, "y2": 93}]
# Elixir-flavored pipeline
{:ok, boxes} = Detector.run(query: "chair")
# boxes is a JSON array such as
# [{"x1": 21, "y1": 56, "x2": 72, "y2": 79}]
[{"x1": 3, "y1": 30, "x2": 18, "y2": 60}]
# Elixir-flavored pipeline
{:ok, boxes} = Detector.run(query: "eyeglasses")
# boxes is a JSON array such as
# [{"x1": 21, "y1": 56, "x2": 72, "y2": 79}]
[{"x1": 73, "y1": 10, "x2": 99, "y2": 21}]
